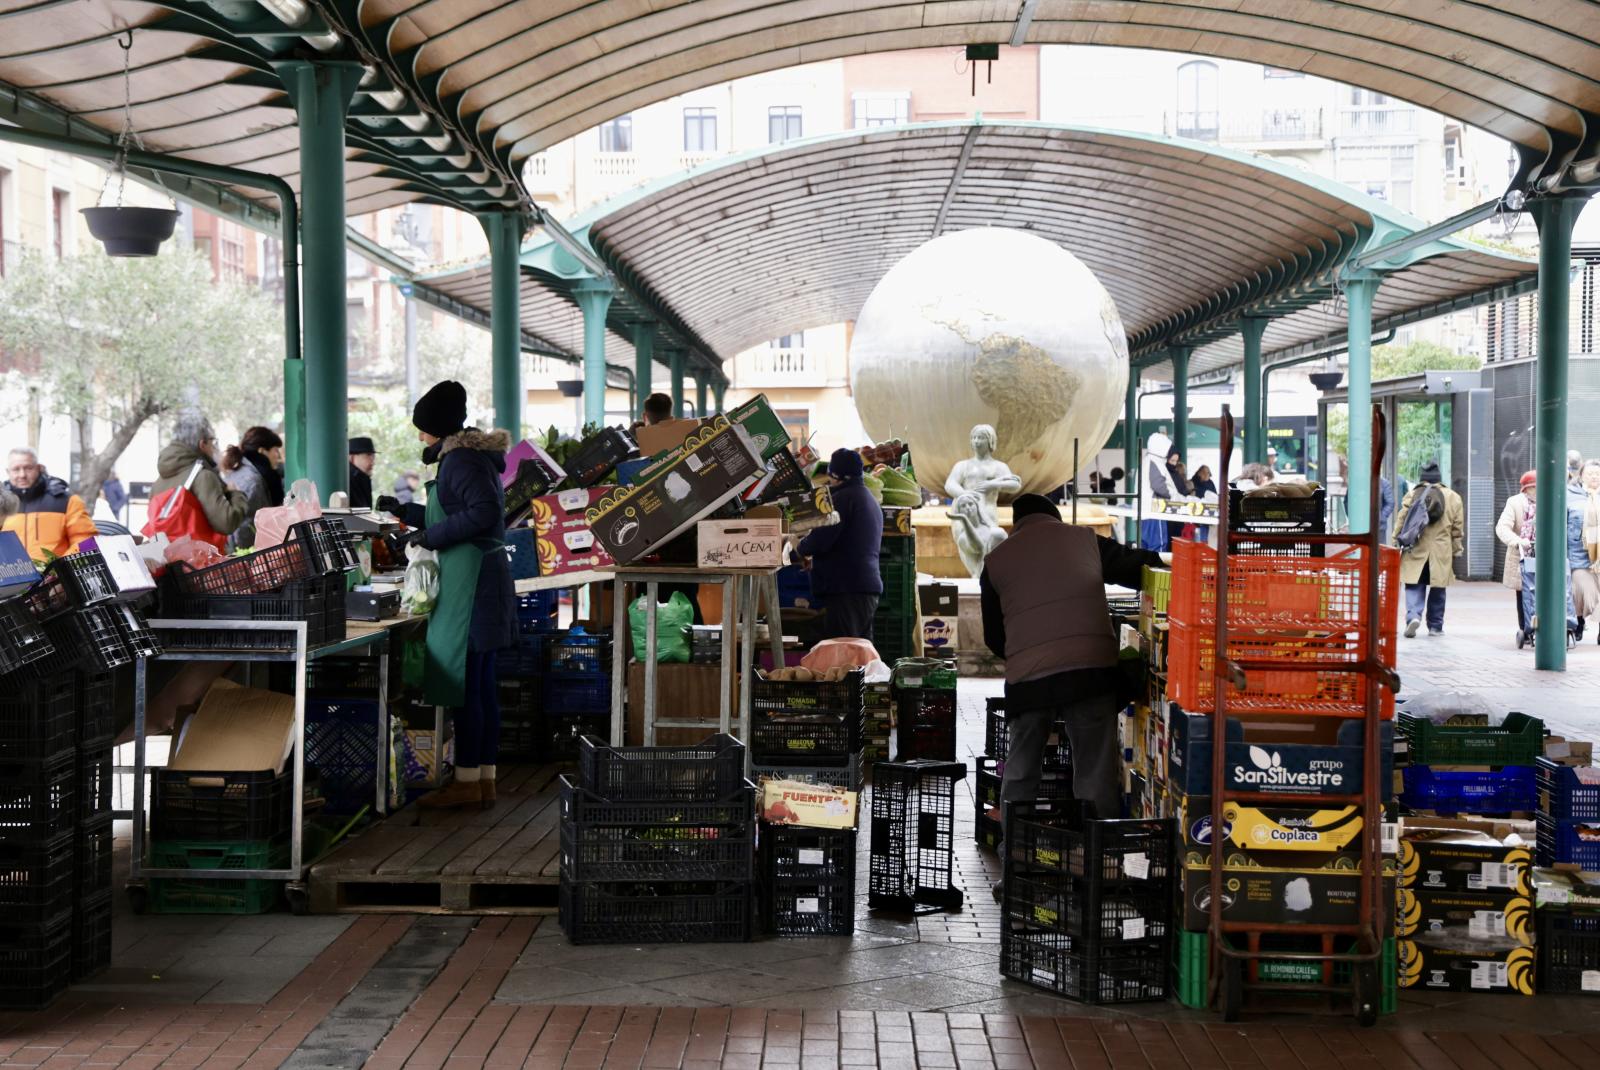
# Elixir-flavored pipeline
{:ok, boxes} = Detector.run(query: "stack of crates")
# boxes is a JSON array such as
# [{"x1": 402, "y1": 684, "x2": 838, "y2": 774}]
[
  {"x1": 1398, "y1": 711, "x2": 1543, "y2": 818},
  {"x1": 1533, "y1": 868, "x2": 1600, "y2": 996},
  {"x1": 749, "y1": 668, "x2": 864, "y2": 788},
  {"x1": 559, "y1": 734, "x2": 754, "y2": 943},
  {"x1": 497, "y1": 590, "x2": 559, "y2": 761},
  {"x1": 975, "y1": 697, "x2": 1071, "y2": 851},
  {"x1": 1000, "y1": 801, "x2": 1174, "y2": 1004},
  {"x1": 874, "y1": 519, "x2": 917, "y2": 664},
  {"x1": 543, "y1": 629, "x2": 613, "y2": 759},
  {"x1": 759, "y1": 803, "x2": 858, "y2": 937},
  {"x1": 1396, "y1": 829, "x2": 1535, "y2": 995},
  {"x1": 891, "y1": 658, "x2": 957, "y2": 762},
  {"x1": 868, "y1": 759, "x2": 965, "y2": 912},
  {"x1": 861, "y1": 683, "x2": 892, "y2": 762},
  {"x1": 1536, "y1": 756, "x2": 1600, "y2": 870},
  {"x1": 72, "y1": 672, "x2": 115, "y2": 983}
]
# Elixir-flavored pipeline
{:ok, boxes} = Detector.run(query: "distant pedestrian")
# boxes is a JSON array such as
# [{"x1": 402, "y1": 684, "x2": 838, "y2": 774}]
[
  {"x1": 394, "y1": 471, "x2": 421, "y2": 506},
  {"x1": 145, "y1": 412, "x2": 248, "y2": 551},
  {"x1": 1394, "y1": 461, "x2": 1463, "y2": 638},
  {"x1": 348, "y1": 436, "x2": 378, "y2": 510},
  {"x1": 102, "y1": 472, "x2": 128, "y2": 520},
  {"x1": 1571, "y1": 461, "x2": 1600, "y2": 640},
  {"x1": 220, "y1": 427, "x2": 285, "y2": 549},
  {"x1": 3, "y1": 446, "x2": 97, "y2": 561}
]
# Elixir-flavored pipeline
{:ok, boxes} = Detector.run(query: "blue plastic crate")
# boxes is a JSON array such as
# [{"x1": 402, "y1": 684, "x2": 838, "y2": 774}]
[
  {"x1": 1538, "y1": 816, "x2": 1600, "y2": 868},
  {"x1": 516, "y1": 589, "x2": 559, "y2": 633},
  {"x1": 775, "y1": 564, "x2": 815, "y2": 609},
  {"x1": 1400, "y1": 765, "x2": 1536, "y2": 815},
  {"x1": 548, "y1": 629, "x2": 612, "y2": 675},
  {"x1": 1538, "y1": 759, "x2": 1600, "y2": 821},
  {"x1": 544, "y1": 672, "x2": 609, "y2": 715},
  {"x1": 305, "y1": 699, "x2": 381, "y2": 815}
]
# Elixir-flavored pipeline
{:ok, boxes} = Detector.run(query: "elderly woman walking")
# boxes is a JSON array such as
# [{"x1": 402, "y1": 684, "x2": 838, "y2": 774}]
[
  {"x1": 145, "y1": 411, "x2": 248, "y2": 550},
  {"x1": 1572, "y1": 460, "x2": 1600, "y2": 642}
]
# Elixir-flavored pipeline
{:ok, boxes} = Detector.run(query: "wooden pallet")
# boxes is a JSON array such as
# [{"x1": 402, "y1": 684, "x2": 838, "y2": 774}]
[{"x1": 308, "y1": 763, "x2": 564, "y2": 914}]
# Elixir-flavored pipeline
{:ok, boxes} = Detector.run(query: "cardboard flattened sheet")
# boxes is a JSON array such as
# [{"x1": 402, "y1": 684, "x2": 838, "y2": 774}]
[{"x1": 169, "y1": 679, "x2": 297, "y2": 774}]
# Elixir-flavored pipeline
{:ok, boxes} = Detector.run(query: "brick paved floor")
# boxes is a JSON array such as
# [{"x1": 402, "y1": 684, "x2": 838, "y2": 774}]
[{"x1": 2, "y1": 582, "x2": 1595, "y2": 1065}]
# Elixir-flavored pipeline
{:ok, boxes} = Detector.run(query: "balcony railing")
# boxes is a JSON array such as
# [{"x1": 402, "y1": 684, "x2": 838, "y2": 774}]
[
  {"x1": 738, "y1": 347, "x2": 815, "y2": 386},
  {"x1": 1339, "y1": 106, "x2": 1416, "y2": 138},
  {"x1": 592, "y1": 152, "x2": 639, "y2": 178},
  {"x1": 1219, "y1": 108, "x2": 1324, "y2": 143},
  {"x1": 677, "y1": 152, "x2": 716, "y2": 171}
]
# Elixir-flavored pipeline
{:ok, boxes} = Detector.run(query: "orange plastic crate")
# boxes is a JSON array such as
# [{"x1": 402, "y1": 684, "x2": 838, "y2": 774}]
[
  {"x1": 1167, "y1": 540, "x2": 1399, "y2": 634},
  {"x1": 1167, "y1": 618, "x2": 1396, "y2": 718}
]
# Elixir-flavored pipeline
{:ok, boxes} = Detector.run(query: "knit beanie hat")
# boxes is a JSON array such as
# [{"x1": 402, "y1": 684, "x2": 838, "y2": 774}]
[
  {"x1": 1011, "y1": 493, "x2": 1060, "y2": 523},
  {"x1": 413, "y1": 380, "x2": 468, "y2": 438},
  {"x1": 1520, "y1": 470, "x2": 1537, "y2": 490},
  {"x1": 828, "y1": 448, "x2": 864, "y2": 481},
  {"x1": 1420, "y1": 461, "x2": 1442, "y2": 484}
]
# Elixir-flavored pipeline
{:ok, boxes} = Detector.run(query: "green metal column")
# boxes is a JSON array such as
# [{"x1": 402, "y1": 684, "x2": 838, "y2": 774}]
[
  {"x1": 713, "y1": 380, "x2": 726, "y2": 414},
  {"x1": 670, "y1": 351, "x2": 686, "y2": 418},
  {"x1": 1170, "y1": 347, "x2": 1190, "y2": 466},
  {"x1": 695, "y1": 377, "x2": 709, "y2": 418},
  {"x1": 1123, "y1": 366, "x2": 1139, "y2": 544},
  {"x1": 481, "y1": 212, "x2": 528, "y2": 438},
  {"x1": 1241, "y1": 317, "x2": 1268, "y2": 464},
  {"x1": 1531, "y1": 195, "x2": 1585, "y2": 671},
  {"x1": 572, "y1": 277, "x2": 615, "y2": 429},
  {"x1": 277, "y1": 60, "x2": 362, "y2": 498},
  {"x1": 1343, "y1": 273, "x2": 1380, "y2": 534},
  {"x1": 631, "y1": 321, "x2": 655, "y2": 419}
]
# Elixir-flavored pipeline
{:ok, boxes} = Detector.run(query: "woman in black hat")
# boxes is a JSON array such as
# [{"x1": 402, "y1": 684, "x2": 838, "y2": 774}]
[
  {"x1": 348, "y1": 436, "x2": 378, "y2": 509},
  {"x1": 387, "y1": 381, "x2": 518, "y2": 808}
]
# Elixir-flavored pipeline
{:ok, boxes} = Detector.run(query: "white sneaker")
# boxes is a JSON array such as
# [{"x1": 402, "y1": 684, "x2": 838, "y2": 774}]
[{"x1": 1405, "y1": 618, "x2": 1420, "y2": 638}]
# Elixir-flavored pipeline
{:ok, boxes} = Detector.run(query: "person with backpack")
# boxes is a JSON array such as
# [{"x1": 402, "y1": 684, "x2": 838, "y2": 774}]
[
  {"x1": 1392, "y1": 461, "x2": 1463, "y2": 638},
  {"x1": 145, "y1": 412, "x2": 248, "y2": 551}
]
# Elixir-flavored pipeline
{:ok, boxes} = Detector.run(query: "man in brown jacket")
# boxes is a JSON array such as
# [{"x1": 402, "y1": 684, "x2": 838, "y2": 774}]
[{"x1": 981, "y1": 494, "x2": 1165, "y2": 824}]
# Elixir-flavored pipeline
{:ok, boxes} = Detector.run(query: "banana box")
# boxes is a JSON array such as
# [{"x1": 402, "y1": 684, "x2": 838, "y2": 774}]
[
  {"x1": 1398, "y1": 830, "x2": 1532, "y2": 894},
  {"x1": 1168, "y1": 712, "x2": 1394, "y2": 798},
  {"x1": 1181, "y1": 863, "x2": 1395, "y2": 931},
  {"x1": 1398, "y1": 934, "x2": 1535, "y2": 995},
  {"x1": 1177, "y1": 794, "x2": 1366, "y2": 859},
  {"x1": 1396, "y1": 888, "x2": 1534, "y2": 945}
]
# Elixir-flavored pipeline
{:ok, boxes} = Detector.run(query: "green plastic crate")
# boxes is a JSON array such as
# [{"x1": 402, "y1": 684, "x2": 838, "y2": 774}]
[
  {"x1": 1398, "y1": 712, "x2": 1544, "y2": 766},
  {"x1": 1173, "y1": 930, "x2": 1396, "y2": 1014},
  {"x1": 148, "y1": 839, "x2": 286, "y2": 915}
]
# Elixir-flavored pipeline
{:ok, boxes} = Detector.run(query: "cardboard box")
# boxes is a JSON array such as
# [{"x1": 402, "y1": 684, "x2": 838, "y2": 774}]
[
  {"x1": 502, "y1": 440, "x2": 566, "y2": 522},
  {"x1": 0, "y1": 531, "x2": 35, "y2": 595},
  {"x1": 1167, "y1": 711, "x2": 1394, "y2": 798},
  {"x1": 760, "y1": 779, "x2": 858, "y2": 829},
  {"x1": 626, "y1": 661, "x2": 741, "y2": 746},
  {"x1": 588, "y1": 418, "x2": 764, "y2": 565},
  {"x1": 1181, "y1": 863, "x2": 1396, "y2": 931},
  {"x1": 727, "y1": 394, "x2": 791, "y2": 461},
  {"x1": 697, "y1": 519, "x2": 784, "y2": 569},
  {"x1": 1397, "y1": 935, "x2": 1535, "y2": 993},
  {"x1": 922, "y1": 616, "x2": 956, "y2": 655},
  {"x1": 170, "y1": 680, "x2": 296, "y2": 774},
  {"x1": 1176, "y1": 795, "x2": 1366, "y2": 856},
  {"x1": 1398, "y1": 829, "x2": 1532, "y2": 893},
  {"x1": 528, "y1": 488, "x2": 613, "y2": 576},
  {"x1": 882, "y1": 506, "x2": 913, "y2": 537},
  {"x1": 747, "y1": 449, "x2": 813, "y2": 505},
  {"x1": 781, "y1": 485, "x2": 837, "y2": 534},
  {"x1": 91, "y1": 534, "x2": 156, "y2": 599},
  {"x1": 918, "y1": 582, "x2": 959, "y2": 616},
  {"x1": 632, "y1": 417, "x2": 703, "y2": 457},
  {"x1": 566, "y1": 426, "x2": 637, "y2": 486},
  {"x1": 1396, "y1": 887, "x2": 1533, "y2": 944}
]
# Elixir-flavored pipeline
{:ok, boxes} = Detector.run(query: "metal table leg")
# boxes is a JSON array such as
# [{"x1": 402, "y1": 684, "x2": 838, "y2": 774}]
[
  {"x1": 375, "y1": 638, "x2": 389, "y2": 816},
  {"x1": 610, "y1": 578, "x2": 628, "y2": 745},
  {"x1": 127, "y1": 655, "x2": 148, "y2": 908},
  {"x1": 643, "y1": 581, "x2": 659, "y2": 745},
  {"x1": 738, "y1": 575, "x2": 757, "y2": 776},
  {"x1": 719, "y1": 578, "x2": 735, "y2": 736}
]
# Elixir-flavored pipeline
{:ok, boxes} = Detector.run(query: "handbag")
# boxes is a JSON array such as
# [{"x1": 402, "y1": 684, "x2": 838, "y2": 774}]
[{"x1": 142, "y1": 461, "x2": 227, "y2": 551}]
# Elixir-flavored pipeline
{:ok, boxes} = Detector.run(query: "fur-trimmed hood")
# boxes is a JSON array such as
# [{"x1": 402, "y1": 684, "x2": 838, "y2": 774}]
[{"x1": 437, "y1": 428, "x2": 512, "y2": 457}]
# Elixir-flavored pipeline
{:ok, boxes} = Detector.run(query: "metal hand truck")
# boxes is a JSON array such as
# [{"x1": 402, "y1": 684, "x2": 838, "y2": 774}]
[{"x1": 1208, "y1": 404, "x2": 1400, "y2": 1025}]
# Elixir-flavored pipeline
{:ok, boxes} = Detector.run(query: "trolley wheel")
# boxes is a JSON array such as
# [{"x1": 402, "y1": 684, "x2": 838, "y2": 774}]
[
  {"x1": 1516, "y1": 629, "x2": 1529, "y2": 649},
  {"x1": 285, "y1": 882, "x2": 310, "y2": 916},
  {"x1": 1353, "y1": 962, "x2": 1380, "y2": 1028},
  {"x1": 125, "y1": 882, "x2": 148, "y2": 916},
  {"x1": 1219, "y1": 957, "x2": 1243, "y2": 1023}
]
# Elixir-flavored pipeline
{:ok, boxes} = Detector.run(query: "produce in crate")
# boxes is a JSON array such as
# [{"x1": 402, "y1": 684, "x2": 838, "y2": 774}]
[{"x1": 759, "y1": 665, "x2": 853, "y2": 683}]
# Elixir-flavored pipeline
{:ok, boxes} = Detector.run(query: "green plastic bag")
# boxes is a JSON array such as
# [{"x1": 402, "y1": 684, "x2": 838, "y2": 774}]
[{"x1": 629, "y1": 590, "x2": 694, "y2": 663}]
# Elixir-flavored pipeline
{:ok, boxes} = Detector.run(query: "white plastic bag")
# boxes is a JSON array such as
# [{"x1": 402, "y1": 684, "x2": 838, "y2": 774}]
[{"x1": 401, "y1": 543, "x2": 440, "y2": 616}]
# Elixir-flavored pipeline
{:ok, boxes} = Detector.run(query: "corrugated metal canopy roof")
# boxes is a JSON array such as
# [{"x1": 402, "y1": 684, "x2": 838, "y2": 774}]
[{"x1": 0, "y1": 1, "x2": 1594, "y2": 225}]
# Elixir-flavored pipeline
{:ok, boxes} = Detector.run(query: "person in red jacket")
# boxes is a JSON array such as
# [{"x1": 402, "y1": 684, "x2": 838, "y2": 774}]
[{"x1": 3, "y1": 447, "x2": 97, "y2": 561}]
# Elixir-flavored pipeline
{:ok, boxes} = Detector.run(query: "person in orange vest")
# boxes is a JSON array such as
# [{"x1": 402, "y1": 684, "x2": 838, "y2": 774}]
[{"x1": 3, "y1": 446, "x2": 97, "y2": 561}]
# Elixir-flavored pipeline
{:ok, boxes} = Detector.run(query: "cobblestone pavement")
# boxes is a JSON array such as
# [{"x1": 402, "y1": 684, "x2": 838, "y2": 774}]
[{"x1": 2, "y1": 583, "x2": 1596, "y2": 1066}]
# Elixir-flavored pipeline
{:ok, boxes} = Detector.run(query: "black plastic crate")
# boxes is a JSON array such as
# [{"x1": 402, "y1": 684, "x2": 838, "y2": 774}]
[
  {"x1": 559, "y1": 880, "x2": 753, "y2": 945},
  {"x1": 152, "y1": 767, "x2": 292, "y2": 842},
  {"x1": 974, "y1": 756, "x2": 1073, "y2": 835},
  {"x1": 0, "y1": 673, "x2": 77, "y2": 761},
  {"x1": 515, "y1": 590, "x2": 559, "y2": 634},
  {"x1": 759, "y1": 825, "x2": 856, "y2": 936},
  {"x1": 896, "y1": 689, "x2": 957, "y2": 762},
  {"x1": 167, "y1": 535, "x2": 317, "y2": 598},
  {"x1": 71, "y1": 888, "x2": 113, "y2": 983},
  {"x1": 0, "y1": 913, "x2": 71, "y2": 1010},
  {"x1": 159, "y1": 574, "x2": 343, "y2": 647},
  {"x1": 77, "y1": 741, "x2": 112, "y2": 822},
  {"x1": 500, "y1": 714, "x2": 544, "y2": 763},
  {"x1": 1537, "y1": 906, "x2": 1600, "y2": 994},
  {"x1": 292, "y1": 516, "x2": 361, "y2": 576},
  {"x1": 559, "y1": 775, "x2": 755, "y2": 882},
  {"x1": 567, "y1": 426, "x2": 636, "y2": 486},
  {"x1": 36, "y1": 604, "x2": 151, "y2": 675},
  {"x1": 499, "y1": 632, "x2": 556, "y2": 679},
  {"x1": 1006, "y1": 802, "x2": 1174, "y2": 887},
  {"x1": 544, "y1": 712, "x2": 609, "y2": 761},
  {"x1": 576, "y1": 734, "x2": 747, "y2": 803},
  {"x1": 549, "y1": 631, "x2": 613, "y2": 676},
  {"x1": 24, "y1": 551, "x2": 119, "y2": 620},
  {"x1": 306, "y1": 656, "x2": 383, "y2": 696},
  {"x1": 1227, "y1": 487, "x2": 1326, "y2": 558},
  {"x1": 543, "y1": 673, "x2": 609, "y2": 715},
  {"x1": 0, "y1": 752, "x2": 76, "y2": 843},
  {"x1": 753, "y1": 753, "x2": 864, "y2": 792},
  {"x1": 750, "y1": 710, "x2": 860, "y2": 765},
  {"x1": 1000, "y1": 924, "x2": 1168, "y2": 1004},
  {"x1": 75, "y1": 671, "x2": 116, "y2": 745},
  {"x1": 0, "y1": 595, "x2": 54, "y2": 675},
  {"x1": 0, "y1": 834, "x2": 75, "y2": 924},
  {"x1": 984, "y1": 708, "x2": 1071, "y2": 772},
  {"x1": 306, "y1": 699, "x2": 381, "y2": 815},
  {"x1": 751, "y1": 670, "x2": 864, "y2": 718},
  {"x1": 77, "y1": 814, "x2": 113, "y2": 894},
  {"x1": 868, "y1": 759, "x2": 965, "y2": 912}
]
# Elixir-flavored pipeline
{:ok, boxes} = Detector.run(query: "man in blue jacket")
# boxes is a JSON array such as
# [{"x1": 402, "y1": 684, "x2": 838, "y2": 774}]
[{"x1": 797, "y1": 448, "x2": 883, "y2": 641}]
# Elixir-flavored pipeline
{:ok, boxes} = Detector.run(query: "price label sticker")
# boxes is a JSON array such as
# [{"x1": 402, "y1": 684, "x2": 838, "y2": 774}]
[
  {"x1": 796, "y1": 897, "x2": 820, "y2": 914},
  {"x1": 1468, "y1": 911, "x2": 1506, "y2": 939},
  {"x1": 1381, "y1": 822, "x2": 1400, "y2": 855},
  {"x1": 797, "y1": 849, "x2": 825, "y2": 867},
  {"x1": 1125, "y1": 853, "x2": 1150, "y2": 880},
  {"x1": 1121, "y1": 917, "x2": 1146, "y2": 941},
  {"x1": 1582, "y1": 970, "x2": 1600, "y2": 992},
  {"x1": 1542, "y1": 886, "x2": 1571, "y2": 906},
  {"x1": 1481, "y1": 862, "x2": 1513, "y2": 888}
]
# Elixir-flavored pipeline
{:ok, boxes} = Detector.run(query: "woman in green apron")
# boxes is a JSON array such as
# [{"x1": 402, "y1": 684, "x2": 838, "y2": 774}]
[{"x1": 391, "y1": 381, "x2": 518, "y2": 808}]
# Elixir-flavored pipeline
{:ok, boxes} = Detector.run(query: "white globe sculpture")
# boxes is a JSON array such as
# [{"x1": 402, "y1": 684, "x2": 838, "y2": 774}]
[{"x1": 850, "y1": 228, "x2": 1131, "y2": 497}]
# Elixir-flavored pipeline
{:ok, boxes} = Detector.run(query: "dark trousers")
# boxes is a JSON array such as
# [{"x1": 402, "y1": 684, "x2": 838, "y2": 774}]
[
  {"x1": 1001, "y1": 691, "x2": 1123, "y2": 822},
  {"x1": 821, "y1": 593, "x2": 878, "y2": 642},
  {"x1": 455, "y1": 649, "x2": 501, "y2": 768}
]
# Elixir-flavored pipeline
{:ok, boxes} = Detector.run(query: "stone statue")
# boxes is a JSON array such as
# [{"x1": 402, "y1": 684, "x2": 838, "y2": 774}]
[
  {"x1": 944, "y1": 424, "x2": 1022, "y2": 529},
  {"x1": 948, "y1": 492, "x2": 1007, "y2": 580}
]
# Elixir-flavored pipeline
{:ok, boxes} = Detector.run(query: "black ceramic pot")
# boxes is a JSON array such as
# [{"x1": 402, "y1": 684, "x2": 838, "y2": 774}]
[{"x1": 80, "y1": 206, "x2": 181, "y2": 257}]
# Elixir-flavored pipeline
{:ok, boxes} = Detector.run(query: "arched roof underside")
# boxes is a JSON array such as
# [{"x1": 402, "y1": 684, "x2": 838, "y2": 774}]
[
  {"x1": 579, "y1": 123, "x2": 1535, "y2": 379},
  {"x1": 0, "y1": 0, "x2": 1596, "y2": 232}
]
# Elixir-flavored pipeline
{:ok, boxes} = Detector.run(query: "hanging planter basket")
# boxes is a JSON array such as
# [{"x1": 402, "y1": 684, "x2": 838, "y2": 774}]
[{"x1": 81, "y1": 206, "x2": 180, "y2": 258}]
